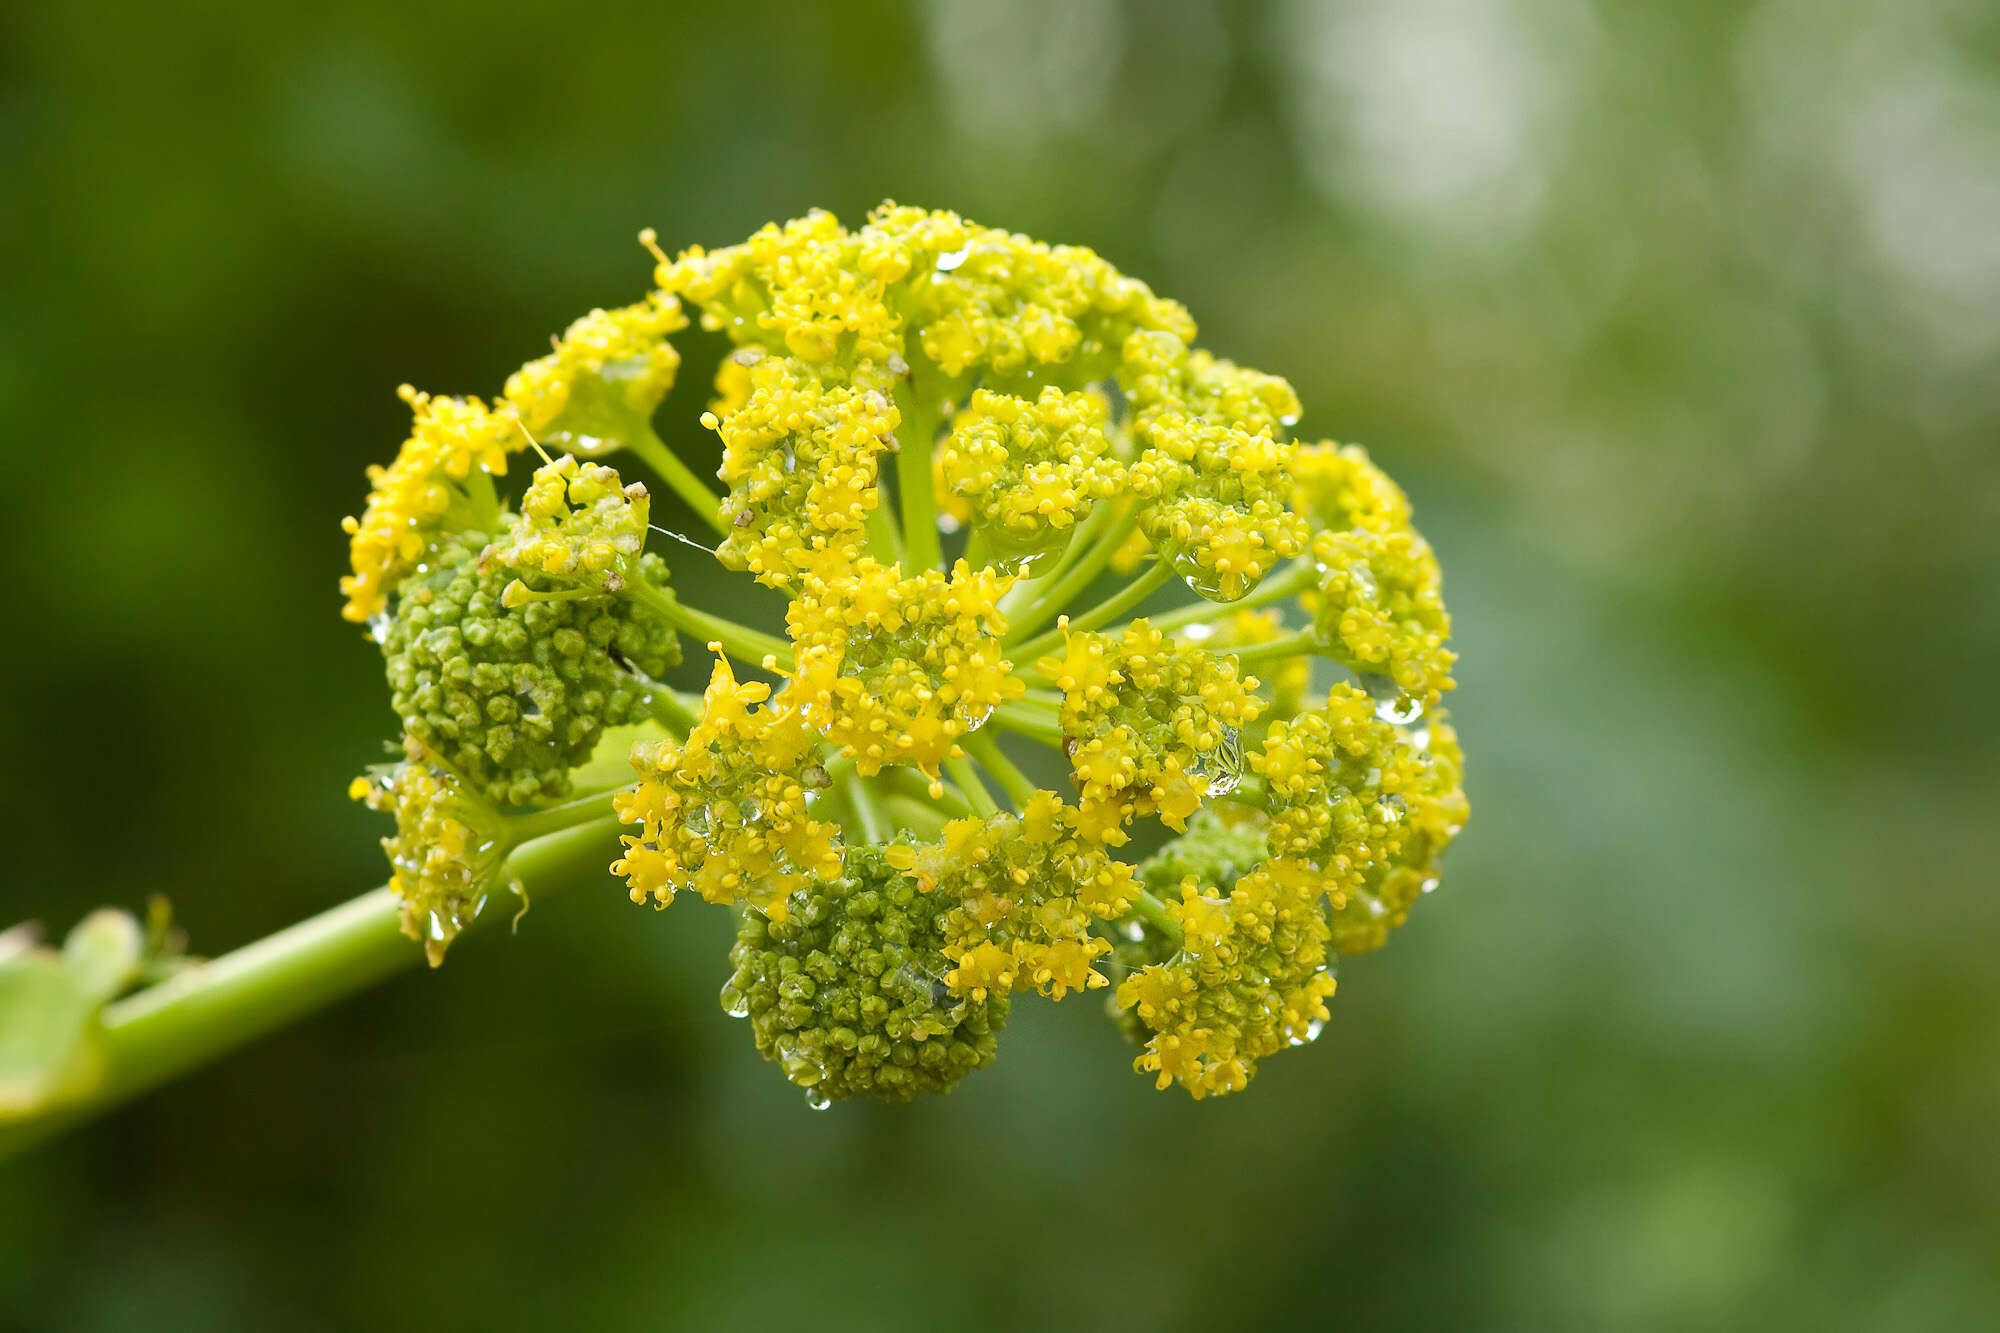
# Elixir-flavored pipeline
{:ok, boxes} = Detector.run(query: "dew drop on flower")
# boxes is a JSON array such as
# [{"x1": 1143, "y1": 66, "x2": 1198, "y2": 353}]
[
  {"x1": 803, "y1": 1087, "x2": 832, "y2": 1111},
  {"x1": 1361, "y1": 672, "x2": 1424, "y2": 725},
  {"x1": 1176, "y1": 558, "x2": 1237, "y2": 603},
  {"x1": 1122, "y1": 920, "x2": 1145, "y2": 942},
  {"x1": 368, "y1": 613, "x2": 392, "y2": 645},
  {"x1": 1202, "y1": 726, "x2": 1244, "y2": 797},
  {"x1": 721, "y1": 984, "x2": 750, "y2": 1018},
  {"x1": 934, "y1": 246, "x2": 970, "y2": 272},
  {"x1": 1420, "y1": 875, "x2": 1440, "y2": 895}
]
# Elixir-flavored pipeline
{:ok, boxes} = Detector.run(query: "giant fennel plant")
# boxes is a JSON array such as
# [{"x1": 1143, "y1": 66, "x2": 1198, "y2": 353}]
[{"x1": 1, "y1": 206, "x2": 1465, "y2": 1139}]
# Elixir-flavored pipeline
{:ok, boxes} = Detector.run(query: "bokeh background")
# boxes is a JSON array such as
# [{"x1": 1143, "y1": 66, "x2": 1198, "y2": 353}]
[{"x1": 4, "y1": 0, "x2": 1998, "y2": 1328}]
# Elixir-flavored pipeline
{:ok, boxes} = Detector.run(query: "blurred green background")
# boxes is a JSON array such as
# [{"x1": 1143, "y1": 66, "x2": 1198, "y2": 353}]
[{"x1": 4, "y1": 0, "x2": 1997, "y2": 1328}]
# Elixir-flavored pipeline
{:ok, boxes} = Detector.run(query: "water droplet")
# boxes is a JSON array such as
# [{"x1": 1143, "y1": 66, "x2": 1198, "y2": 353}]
[
  {"x1": 934, "y1": 246, "x2": 970, "y2": 272},
  {"x1": 1407, "y1": 726, "x2": 1432, "y2": 752},
  {"x1": 721, "y1": 984, "x2": 750, "y2": 1018},
  {"x1": 1279, "y1": 412, "x2": 1300, "y2": 428},
  {"x1": 1202, "y1": 727, "x2": 1244, "y2": 796},
  {"x1": 782, "y1": 444, "x2": 798, "y2": 474},
  {"x1": 1180, "y1": 622, "x2": 1215, "y2": 642},
  {"x1": 1176, "y1": 557, "x2": 1237, "y2": 602},
  {"x1": 1361, "y1": 673, "x2": 1424, "y2": 725},
  {"x1": 803, "y1": 1087, "x2": 832, "y2": 1111},
  {"x1": 937, "y1": 511, "x2": 961, "y2": 535},
  {"x1": 1420, "y1": 875, "x2": 1440, "y2": 895},
  {"x1": 427, "y1": 910, "x2": 447, "y2": 942},
  {"x1": 1121, "y1": 921, "x2": 1145, "y2": 942},
  {"x1": 367, "y1": 614, "x2": 392, "y2": 645}
]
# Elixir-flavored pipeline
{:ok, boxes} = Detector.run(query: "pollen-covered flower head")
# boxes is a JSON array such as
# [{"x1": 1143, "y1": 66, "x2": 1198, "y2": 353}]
[
  {"x1": 347, "y1": 203, "x2": 1468, "y2": 1105},
  {"x1": 787, "y1": 557, "x2": 1024, "y2": 782},
  {"x1": 349, "y1": 738, "x2": 514, "y2": 967},
  {"x1": 935, "y1": 386, "x2": 1120, "y2": 573}
]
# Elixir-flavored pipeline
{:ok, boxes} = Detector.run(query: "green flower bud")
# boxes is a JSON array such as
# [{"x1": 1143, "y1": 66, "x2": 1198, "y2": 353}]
[
  {"x1": 723, "y1": 845, "x2": 1008, "y2": 1104},
  {"x1": 382, "y1": 531, "x2": 679, "y2": 807}
]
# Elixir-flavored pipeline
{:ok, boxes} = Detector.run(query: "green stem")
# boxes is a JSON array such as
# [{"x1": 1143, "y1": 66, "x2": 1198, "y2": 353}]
[
  {"x1": 623, "y1": 580, "x2": 793, "y2": 669},
  {"x1": 964, "y1": 733, "x2": 1037, "y2": 807},
  {"x1": 1000, "y1": 500, "x2": 1138, "y2": 641},
  {"x1": 1230, "y1": 631, "x2": 1323, "y2": 667},
  {"x1": 878, "y1": 766, "x2": 975, "y2": 820},
  {"x1": 638, "y1": 684, "x2": 702, "y2": 735},
  {"x1": 894, "y1": 388, "x2": 943, "y2": 575},
  {"x1": 997, "y1": 496, "x2": 1123, "y2": 621},
  {"x1": 505, "y1": 787, "x2": 627, "y2": 842},
  {"x1": 866, "y1": 496, "x2": 905, "y2": 566},
  {"x1": 882, "y1": 795, "x2": 951, "y2": 840},
  {"x1": 0, "y1": 817, "x2": 624, "y2": 1160},
  {"x1": 1010, "y1": 560, "x2": 1174, "y2": 664},
  {"x1": 1127, "y1": 888, "x2": 1184, "y2": 946},
  {"x1": 459, "y1": 468, "x2": 504, "y2": 533},
  {"x1": 1143, "y1": 559, "x2": 1317, "y2": 636},
  {"x1": 629, "y1": 427, "x2": 730, "y2": 538},
  {"x1": 842, "y1": 771, "x2": 890, "y2": 844},
  {"x1": 944, "y1": 755, "x2": 999, "y2": 817},
  {"x1": 992, "y1": 701, "x2": 1064, "y2": 746}
]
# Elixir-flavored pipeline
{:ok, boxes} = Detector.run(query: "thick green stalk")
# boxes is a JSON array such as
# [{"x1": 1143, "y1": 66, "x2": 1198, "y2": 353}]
[
  {"x1": 944, "y1": 755, "x2": 999, "y2": 817},
  {"x1": 894, "y1": 388, "x2": 944, "y2": 574},
  {"x1": 628, "y1": 428, "x2": 730, "y2": 538},
  {"x1": 1141, "y1": 558, "x2": 1317, "y2": 636},
  {"x1": 1010, "y1": 560, "x2": 1174, "y2": 664},
  {"x1": 992, "y1": 701, "x2": 1063, "y2": 746},
  {"x1": 964, "y1": 733, "x2": 1037, "y2": 806},
  {"x1": 0, "y1": 817, "x2": 624, "y2": 1160},
  {"x1": 1229, "y1": 631, "x2": 1323, "y2": 667},
  {"x1": 841, "y1": 771, "x2": 891, "y2": 843},
  {"x1": 622, "y1": 581, "x2": 793, "y2": 669},
  {"x1": 1000, "y1": 500, "x2": 1138, "y2": 640},
  {"x1": 996, "y1": 496, "x2": 1123, "y2": 622}
]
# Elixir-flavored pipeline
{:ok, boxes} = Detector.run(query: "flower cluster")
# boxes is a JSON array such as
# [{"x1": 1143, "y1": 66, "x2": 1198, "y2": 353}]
[
  {"x1": 348, "y1": 739, "x2": 512, "y2": 967},
  {"x1": 613, "y1": 653, "x2": 841, "y2": 922},
  {"x1": 935, "y1": 386, "x2": 1120, "y2": 571},
  {"x1": 345, "y1": 204, "x2": 1468, "y2": 1104},
  {"x1": 1039, "y1": 619, "x2": 1261, "y2": 840},
  {"x1": 787, "y1": 558, "x2": 1022, "y2": 781}
]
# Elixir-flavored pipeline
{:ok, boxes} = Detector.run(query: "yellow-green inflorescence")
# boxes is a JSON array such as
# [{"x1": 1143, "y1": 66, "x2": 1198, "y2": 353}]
[{"x1": 343, "y1": 204, "x2": 1467, "y2": 1104}]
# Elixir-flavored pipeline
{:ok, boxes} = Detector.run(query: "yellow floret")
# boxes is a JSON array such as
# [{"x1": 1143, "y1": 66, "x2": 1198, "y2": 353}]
[
  {"x1": 339, "y1": 386, "x2": 520, "y2": 622},
  {"x1": 502, "y1": 293, "x2": 687, "y2": 454},
  {"x1": 1039, "y1": 619, "x2": 1262, "y2": 840},
  {"x1": 706, "y1": 355, "x2": 897, "y2": 586},
  {"x1": 613, "y1": 651, "x2": 843, "y2": 922},
  {"x1": 787, "y1": 558, "x2": 1024, "y2": 780}
]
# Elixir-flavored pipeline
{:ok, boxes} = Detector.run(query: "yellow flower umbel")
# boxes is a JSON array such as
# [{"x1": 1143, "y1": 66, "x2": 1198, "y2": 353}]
[
  {"x1": 344, "y1": 204, "x2": 1469, "y2": 1104},
  {"x1": 787, "y1": 557, "x2": 1023, "y2": 783}
]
